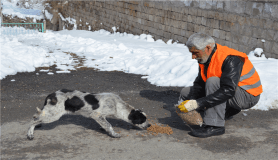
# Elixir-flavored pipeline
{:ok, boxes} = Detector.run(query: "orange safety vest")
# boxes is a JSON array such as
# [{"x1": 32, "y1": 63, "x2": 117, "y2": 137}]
[{"x1": 199, "y1": 44, "x2": 262, "y2": 96}]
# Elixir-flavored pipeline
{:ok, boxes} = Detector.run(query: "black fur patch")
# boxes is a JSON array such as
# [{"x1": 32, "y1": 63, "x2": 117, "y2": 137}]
[
  {"x1": 44, "y1": 93, "x2": 57, "y2": 106},
  {"x1": 65, "y1": 96, "x2": 85, "y2": 112},
  {"x1": 128, "y1": 109, "x2": 146, "y2": 124},
  {"x1": 60, "y1": 89, "x2": 73, "y2": 93},
  {"x1": 84, "y1": 94, "x2": 99, "y2": 110}
]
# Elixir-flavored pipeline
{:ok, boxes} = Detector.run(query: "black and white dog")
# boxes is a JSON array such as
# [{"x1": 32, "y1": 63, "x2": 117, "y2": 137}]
[{"x1": 27, "y1": 89, "x2": 150, "y2": 139}]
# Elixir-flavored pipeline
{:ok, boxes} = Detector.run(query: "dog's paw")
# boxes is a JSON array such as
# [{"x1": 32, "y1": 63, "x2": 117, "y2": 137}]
[
  {"x1": 27, "y1": 134, "x2": 34, "y2": 140},
  {"x1": 111, "y1": 133, "x2": 121, "y2": 138}
]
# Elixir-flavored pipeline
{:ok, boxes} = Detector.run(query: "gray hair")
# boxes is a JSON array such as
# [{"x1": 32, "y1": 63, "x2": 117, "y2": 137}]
[{"x1": 186, "y1": 33, "x2": 215, "y2": 51}]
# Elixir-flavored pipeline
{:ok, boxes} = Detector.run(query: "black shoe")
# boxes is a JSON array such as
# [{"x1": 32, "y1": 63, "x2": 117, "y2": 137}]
[{"x1": 189, "y1": 125, "x2": 225, "y2": 138}]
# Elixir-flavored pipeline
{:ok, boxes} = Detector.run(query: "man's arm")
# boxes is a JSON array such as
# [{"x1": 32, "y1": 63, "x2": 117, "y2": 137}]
[{"x1": 196, "y1": 56, "x2": 244, "y2": 109}]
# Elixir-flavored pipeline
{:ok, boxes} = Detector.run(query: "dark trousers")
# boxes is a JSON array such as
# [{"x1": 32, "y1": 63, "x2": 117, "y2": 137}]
[{"x1": 180, "y1": 77, "x2": 260, "y2": 127}]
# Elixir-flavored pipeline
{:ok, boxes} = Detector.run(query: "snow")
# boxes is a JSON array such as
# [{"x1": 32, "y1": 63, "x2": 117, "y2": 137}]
[
  {"x1": 2, "y1": 0, "x2": 44, "y2": 20},
  {"x1": 1, "y1": 0, "x2": 278, "y2": 111}
]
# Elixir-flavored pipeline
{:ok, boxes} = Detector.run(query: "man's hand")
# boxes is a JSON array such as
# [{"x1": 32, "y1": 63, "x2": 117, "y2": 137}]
[{"x1": 178, "y1": 100, "x2": 198, "y2": 113}]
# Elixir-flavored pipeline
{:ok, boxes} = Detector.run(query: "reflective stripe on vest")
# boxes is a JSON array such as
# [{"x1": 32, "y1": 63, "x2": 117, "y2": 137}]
[{"x1": 199, "y1": 44, "x2": 262, "y2": 96}]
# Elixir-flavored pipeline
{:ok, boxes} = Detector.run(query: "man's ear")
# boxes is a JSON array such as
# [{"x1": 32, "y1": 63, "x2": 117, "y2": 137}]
[{"x1": 205, "y1": 45, "x2": 213, "y2": 55}]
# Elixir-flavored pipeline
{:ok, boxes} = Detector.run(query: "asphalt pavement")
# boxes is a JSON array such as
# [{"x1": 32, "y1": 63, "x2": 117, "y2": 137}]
[{"x1": 1, "y1": 66, "x2": 278, "y2": 160}]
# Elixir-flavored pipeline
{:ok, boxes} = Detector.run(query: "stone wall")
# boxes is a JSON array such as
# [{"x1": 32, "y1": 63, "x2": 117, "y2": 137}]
[
  {"x1": 21, "y1": 1, "x2": 278, "y2": 58},
  {"x1": 56, "y1": 0, "x2": 278, "y2": 58}
]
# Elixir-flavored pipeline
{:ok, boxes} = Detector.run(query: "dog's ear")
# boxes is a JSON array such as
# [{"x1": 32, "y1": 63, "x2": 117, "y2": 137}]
[
  {"x1": 36, "y1": 107, "x2": 42, "y2": 113},
  {"x1": 128, "y1": 109, "x2": 146, "y2": 124}
]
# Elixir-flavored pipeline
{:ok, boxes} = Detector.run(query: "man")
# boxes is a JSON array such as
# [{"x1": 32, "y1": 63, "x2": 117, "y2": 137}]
[{"x1": 178, "y1": 33, "x2": 262, "y2": 138}]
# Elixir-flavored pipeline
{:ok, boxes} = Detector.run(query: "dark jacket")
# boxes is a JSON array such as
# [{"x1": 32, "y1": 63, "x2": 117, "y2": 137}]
[{"x1": 188, "y1": 44, "x2": 244, "y2": 109}]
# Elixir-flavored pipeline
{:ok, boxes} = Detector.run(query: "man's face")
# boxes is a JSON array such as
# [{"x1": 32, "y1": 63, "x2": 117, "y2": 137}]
[{"x1": 189, "y1": 46, "x2": 211, "y2": 64}]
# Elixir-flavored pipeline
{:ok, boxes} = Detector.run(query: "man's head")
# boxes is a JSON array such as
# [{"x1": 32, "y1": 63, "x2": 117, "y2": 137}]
[{"x1": 186, "y1": 33, "x2": 215, "y2": 64}]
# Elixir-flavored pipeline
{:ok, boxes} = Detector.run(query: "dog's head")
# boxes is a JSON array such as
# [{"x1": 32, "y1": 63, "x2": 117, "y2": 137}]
[{"x1": 128, "y1": 109, "x2": 150, "y2": 129}]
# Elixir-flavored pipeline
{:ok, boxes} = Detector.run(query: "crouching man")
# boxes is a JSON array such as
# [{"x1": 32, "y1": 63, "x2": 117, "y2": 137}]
[{"x1": 178, "y1": 33, "x2": 262, "y2": 138}]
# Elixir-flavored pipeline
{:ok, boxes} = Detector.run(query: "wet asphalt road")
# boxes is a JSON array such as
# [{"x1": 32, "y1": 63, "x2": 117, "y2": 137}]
[{"x1": 1, "y1": 66, "x2": 278, "y2": 160}]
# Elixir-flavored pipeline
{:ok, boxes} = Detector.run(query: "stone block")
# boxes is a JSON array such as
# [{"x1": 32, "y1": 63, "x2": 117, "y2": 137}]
[
  {"x1": 163, "y1": 31, "x2": 171, "y2": 39},
  {"x1": 263, "y1": 3, "x2": 271, "y2": 18},
  {"x1": 239, "y1": 35, "x2": 250, "y2": 46},
  {"x1": 181, "y1": 21, "x2": 187, "y2": 30},
  {"x1": 225, "y1": 40, "x2": 232, "y2": 48},
  {"x1": 198, "y1": 25, "x2": 206, "y2": 34},
  {"x1": 253, "y1": 2, "x2": 264, "y2": 17},
  {"x1": 148, "y1": 15, "x2": 154, "y2": 21},
  {"x1": 213, "y1": 29, "x2": 220, "y2": 38},
  {"x1": 213, "y1": 19, "x2": 220, "y2": 29},
  {"x1": 236, "y1": 16, "x2": 246, "y2": 25},
  {"x1": 272, "y1": 53, "x2": 278, "y2": 59},
  {"x1": 196, "y1": 16, "x2": 202, "y2": 25},
  {"x1": 264, "y1": 19, "x2": 274, "y2": 29},
  {"x1": 153, "y1": 22, "x2": 159, "y2": 29},
  {"x1": 214, "y1": 12, "x2": 224, "y2": 21},
  {"x1": 189, "y1": 7, "x2": 198, "y2": 16},
  {"x1": 262, "y1": 29, "x2": 275, "y2": 41},
  {"x1": 230, "y1": 23, "x2": 239, "y2": 33},
  {"x1": 194, "y1": 24, "x2": 200, "y2": 33},
  {"x1": 172, "y1": 20, "x2": 179, "y2": 28},
  {"x1": 248, "y1": 37, "x2": 258, "y2": 49},
  {"x1": 232, "y1": 33, "x2": 240, "y2": 44},
  {"x1": 149, "y1": 27, "x2": 157, "y2": 35},
  {"x1": 273, "y1": 21, "x2": 278, "y2": 31},
  {"x1": 153, "y1": 15, "x2": 161, "y2": 23},
  {"x1": 207, "y1": 11, "x2": 214, "y2": 19},
  {"x1": 159, "y1": 24, "x2": 165, "y2": 31},
  {"x1": 231, "y1": 43, "x2": 239, "y2": 51},
  {"x1": 252, "y1": 27, "x2": 263, "y2": 39},
  {"x1": 180, "y1": 29, "x2": 186, "y2": 37},
  {"x1": 239, "y1": 25, "x2": 252, "y2": 37},
  {"x1": 207, "y1": 27, "x2": 214, "y2": 37},
  {"x1": 174, "y1": 28, "x2": 181, "y2": 35},
  {"x1": 239, "y1": 44, "x2": 249, "y2": 54},
  {"x1": 215, "y1": 0, "x2": 224, "y2": 11},
  {"x1": 271, "y1": 42, "x2": 278, "y2": 54},
  {"x1": 257, "y1": 38, "x2": 264, "y2": 49},
  {"x1": 187, "y1": 15, "x2": 193, "y2": 23},
  {"x1": 176, "y1": 13, "x2": 183, "y2": 21},
  {"x1": 187, "y1": 23, "x2": 194, "y2": 31},
  {"x1": 199, "y1": 0, "x2": 206, "y2": 9},
  {"x1": 201, "y1": 17, "x2": 207, "y2": 26},
  {"x1": 217, "y1": 38, "x2": 225, "y2": 46},
  {"x1": 274, "y1": 32, "x2": 278, "y2": 42},
  {"x1": 178, "y1": 35, "x2": 185, "y2": 44},
  {"x1": 219, "y1": 30, "x2": 226, "y2": 40},
  {"x1": 219, "y1": 21, "x2": 225, "y2": 30},
  {"x1": 185, "y1": 31, "x2": 194, "y2": 39},
  {"x1": 263, "y1": 52, "x2": 272, "y2": 58},
  {"x1": 182, "y1": 7, "x2": 189, "y2": 15},
  {"x1": 245, "y1": 1, "x2": 253, "y2": 16},
  {"x1": 197, "y1": 9, "x2": 202, "y2": 17},
  {"x1": 201, "y1": 10, "x2": 208, "y2": 18},
  {"x1": 223, "y1": 1, "x2": 232, "y2": 13},
  {"x1": 234, "y1": 1, "x2": 246, "y2": 14},
  {"x1": 227, "y1": 14, "x2": 237, "y2": 23},
  {"x1": 192, "y1": 15, "x2": 197, "y2": 24},
  {"x1": 225, "y1": 31, "x2": 231, "y2": 41},
  {"x1": 172, "y1": 34, "x2": 179, "y2": 42},
  {"x1": 206, "y1": 18, "x2": 214, "y2": 28}
]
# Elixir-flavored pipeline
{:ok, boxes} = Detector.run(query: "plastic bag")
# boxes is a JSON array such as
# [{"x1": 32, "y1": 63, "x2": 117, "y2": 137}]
[{"x1": 175, "y1": 106, "x2": 203, "y2": 126}]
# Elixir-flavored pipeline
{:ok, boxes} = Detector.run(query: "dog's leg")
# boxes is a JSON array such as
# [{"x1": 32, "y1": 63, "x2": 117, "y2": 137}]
[
  {"x1": 27, "y1": 120, "x2": 43, "y2": 140},
  {"x1": 91, "y1": 113, "x2": 121, "y2": 138},
  {"x1": 27, "y1": 111, "x2": 64, "y2": 140}
]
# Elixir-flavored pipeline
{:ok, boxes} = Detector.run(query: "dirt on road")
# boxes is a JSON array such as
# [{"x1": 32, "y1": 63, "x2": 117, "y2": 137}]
[{"x1": 1, "y1": 67, "x2": 278, "y2": 160}]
